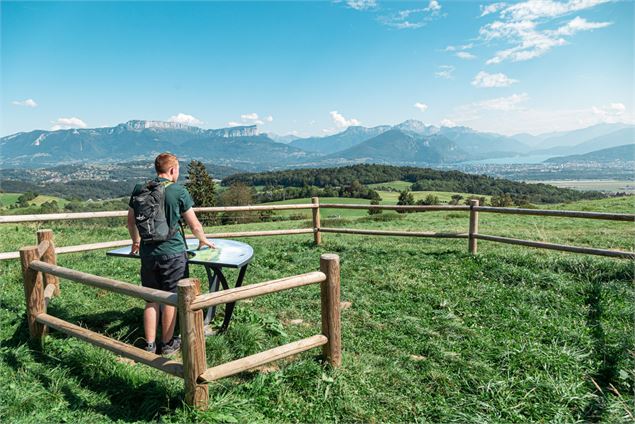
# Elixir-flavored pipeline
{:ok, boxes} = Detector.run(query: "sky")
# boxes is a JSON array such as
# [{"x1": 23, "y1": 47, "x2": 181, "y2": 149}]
[{"x1": 1, "y1": 0, "x2": 634, "y2": 137}]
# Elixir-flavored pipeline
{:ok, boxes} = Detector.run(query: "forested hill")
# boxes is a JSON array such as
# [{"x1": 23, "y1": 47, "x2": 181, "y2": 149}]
[{"x1": 222, "y1": 164, "x2": 604, "y2": 203}]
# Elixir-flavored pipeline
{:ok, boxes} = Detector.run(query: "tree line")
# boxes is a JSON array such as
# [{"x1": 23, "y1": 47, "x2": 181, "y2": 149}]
[{"x1": 222, "y1": 164, "x2": 605, "y2": 204}]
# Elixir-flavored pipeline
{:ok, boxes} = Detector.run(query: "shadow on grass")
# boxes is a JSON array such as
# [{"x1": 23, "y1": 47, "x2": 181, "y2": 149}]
[
  {"x1": 2, "y1": 313, "x2": 182, "y2": 422},
  {"x1": 581, "y1": 279, "x2": 622, "y2": 422}
]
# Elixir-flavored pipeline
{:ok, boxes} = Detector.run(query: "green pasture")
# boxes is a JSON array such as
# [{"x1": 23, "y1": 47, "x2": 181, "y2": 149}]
[
  {"x1": 0, "y1": 197, "x2": 633, "y2": 422},
  {"x1": 0, "y1": 193, "x2": 22, "y2": 207},
  {"x1": 0, "y1": 193, "x2": 68, "y2": 209},
  {"x1": 366, "y1": 180, "x2": 413, "y2": 191},
  {"x1": 533, "y1": 180, "x2": 635, "y2": 194}
]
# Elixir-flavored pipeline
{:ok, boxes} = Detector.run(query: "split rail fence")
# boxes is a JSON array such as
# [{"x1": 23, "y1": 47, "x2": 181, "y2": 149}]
[
  {"x1": 20, "y1": 229, "x2": 341, "y2": 409},
  {"x1": 2, "y1": 198, "x2": 634, "y2": 260}
]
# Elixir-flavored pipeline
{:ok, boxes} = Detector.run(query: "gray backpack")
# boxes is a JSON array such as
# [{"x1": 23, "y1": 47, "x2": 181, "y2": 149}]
[{"x1": 132, "y1": 180, "x2": 180, "y2": 243}]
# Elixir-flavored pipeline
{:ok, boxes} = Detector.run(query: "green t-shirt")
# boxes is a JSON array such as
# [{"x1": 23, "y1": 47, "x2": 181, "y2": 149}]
[{"x1": 129, "y1": 177, "x2": 194, "y2": 257}]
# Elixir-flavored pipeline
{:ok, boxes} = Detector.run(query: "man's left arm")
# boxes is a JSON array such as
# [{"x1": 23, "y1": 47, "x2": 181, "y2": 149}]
[{"x1": 127, "y1": 207, "x2": 141, "y2": 254}]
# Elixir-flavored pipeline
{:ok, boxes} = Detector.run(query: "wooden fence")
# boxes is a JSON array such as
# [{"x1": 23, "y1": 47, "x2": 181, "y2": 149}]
[
  {"x1": 20, "y1": 229, "x2": 341, "y2": 410},
  {"x1": 2, "y1": 198, "x2": 634, "y2": 260}
]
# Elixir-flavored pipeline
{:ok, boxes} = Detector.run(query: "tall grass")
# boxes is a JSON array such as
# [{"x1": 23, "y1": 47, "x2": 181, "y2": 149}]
[{"x1": 0, "y1": 197, "x2": 633, "y2": 422}]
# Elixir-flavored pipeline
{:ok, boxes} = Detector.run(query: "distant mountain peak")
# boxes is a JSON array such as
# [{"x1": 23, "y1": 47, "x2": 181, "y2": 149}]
[
  {"x1": 394, "y1": 120, "x2": 439, "y2": 136},
  {"x1": 122, "y1": 120, "x2": 197, "y2": 131}
]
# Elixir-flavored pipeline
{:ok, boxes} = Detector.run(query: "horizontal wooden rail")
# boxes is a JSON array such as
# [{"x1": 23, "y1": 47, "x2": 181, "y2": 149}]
[
  {"x1": 321, "y1": 204, "x2": 470, "y2": 211},
  {"x1": 474, "y1": 206, "x2": 635, "y2": 222},
  {"x1": 203, "y1": 228, "x2": 315, "y2": 238},
  {"x1": 198, "y1": 334, "x2": 328, "y2": 383},
  {"x1": 191, "y1": 271, "x2": 326, "y2": 311},
  {"x1": 29, "y1": 260, "x2": 179, "y2": 305},
  {"x1": 0, "y1": 229, "x2": 315, "y2": 261},
  {"x1": 320, "y1": 227, "x2": 469, "y2": 238},
  {"x1": 476, "y1": 234, "x2": 635, "y2": 259},
  {"x1": 0, "y1": 205, "x2": 317, "y2": 224},
  {"x1": 36, "y1": 313, "x2": 184, "y2": 377},
  {"x1": 195, "y1": 204, "x2": 316, "y2": 212}
]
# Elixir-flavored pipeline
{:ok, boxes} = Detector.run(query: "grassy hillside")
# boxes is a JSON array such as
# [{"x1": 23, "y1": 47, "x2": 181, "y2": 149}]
[
  {"x1": 0, "y1": 197, "x2": 633, "y2": 422},
  {"x1": 0, "y1": 193, "x2": 68, "y2": 209}
]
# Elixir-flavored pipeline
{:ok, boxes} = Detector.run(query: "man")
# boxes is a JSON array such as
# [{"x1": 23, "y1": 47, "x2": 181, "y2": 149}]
[{"x1": 127, "y1": 152, "x2": 215, "y2": 355}]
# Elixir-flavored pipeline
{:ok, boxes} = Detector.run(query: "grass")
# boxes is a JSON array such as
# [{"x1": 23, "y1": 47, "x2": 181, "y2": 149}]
[
  {"x1": 0, "y1": 193, "x2": 68, "y2": 210},
  {"x1": 532, "y1": 180, "x2": 635, "y2": 193},
  {"x1": 0, "y1": 197, "x2": 633, "y2": 422}
]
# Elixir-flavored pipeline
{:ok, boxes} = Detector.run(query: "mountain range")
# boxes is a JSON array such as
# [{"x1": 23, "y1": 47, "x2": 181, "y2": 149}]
[{"x1": 1, "y1": 119, "x2": 633, "y2": 171}]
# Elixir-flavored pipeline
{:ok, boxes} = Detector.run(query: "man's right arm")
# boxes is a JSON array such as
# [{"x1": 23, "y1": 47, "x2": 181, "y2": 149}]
[{"x1": 181, "y1": 208, "x2": 215, "y2": 250}]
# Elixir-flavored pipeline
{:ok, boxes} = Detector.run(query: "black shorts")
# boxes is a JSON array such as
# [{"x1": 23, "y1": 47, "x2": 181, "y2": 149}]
[{"x1": 140, "y1": 252, "x2": 189, "y2": 294}]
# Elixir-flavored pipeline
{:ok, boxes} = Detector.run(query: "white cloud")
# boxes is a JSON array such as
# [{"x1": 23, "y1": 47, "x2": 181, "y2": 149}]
[
  {"x1": 445, "y1": 43, "x2": 473, "y2": 52},
  {"x1": 330, "y1": 111, "x2": 360, "y2": 128},
  {"x1": 229, "y1": 112, "x2": 270, "y2": 126},
  {"x1": 475, "y1": 93, "x2": 529, "y2": 111},
  {"x1": 478, "y1": 0, "x2": 611, "y2": 64},
  {"x1": 553, "y1": 16, "x2": 611, "y2": 36},
  {"x1": 425, "y1": 0, "x2": 441, "y2": 13},
  {"x1": 456, "y1": 51, "x2": 477, "y2": 60},
  {"x1": 379, "y1": 1, "x2": 443, "y2": 29},
  {"x1": 51, "y1": 117, "x2": 87, "y2": 131},
  {"x1": 241, "y1": 112, "x2": 259, "y2": 121},
  {"x1": 471, "y1": 71, "x2": 518, "y2": 88},
  {"x1": 480, "y1": 2, "x2": 507, "y2": 17},
  {"x1": 435, "y1": 65, "x2": 455, "y2": 79},
  {"x1": 414, "y1": 102, "x2": 429, "y2": 112},
  {"x1": 591, "y1": 102, "x2": 627, "y2": 123},
  {"x1": 440, "y1": 118, "x2": 457, "y2": 127},
  {"x1": 12, "y1": 98, "x2": 38, "y2": 108},
  {"x1": 500, "y1": 0, "x2": 609, "y2": 21},
  {"x1": 168, "y1": 113, "x2": 203, "y2": 126},
  {"x1": 346, "y1": 0, "x2": 376, "y2": 10}
]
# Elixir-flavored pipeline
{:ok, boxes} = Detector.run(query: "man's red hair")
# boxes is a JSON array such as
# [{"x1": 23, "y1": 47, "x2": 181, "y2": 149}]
[{"x1": 154, "y1": 153, "x2": 178, "y2": 174}]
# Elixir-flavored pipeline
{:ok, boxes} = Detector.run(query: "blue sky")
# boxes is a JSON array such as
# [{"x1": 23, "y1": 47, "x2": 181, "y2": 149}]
[{"x1": 2, "y1": 0, "x2": 633, "y2": 137}]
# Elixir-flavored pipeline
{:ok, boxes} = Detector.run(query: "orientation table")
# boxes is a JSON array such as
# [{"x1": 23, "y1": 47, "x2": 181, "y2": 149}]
[{"x1": 107, "y1": 238, "x2": 254, "y2": 333}]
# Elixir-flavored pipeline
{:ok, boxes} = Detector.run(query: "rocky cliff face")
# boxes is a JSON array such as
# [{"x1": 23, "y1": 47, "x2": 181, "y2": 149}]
[{"x1": 209, "y1": 125, "x2": 258, "y2": 138}]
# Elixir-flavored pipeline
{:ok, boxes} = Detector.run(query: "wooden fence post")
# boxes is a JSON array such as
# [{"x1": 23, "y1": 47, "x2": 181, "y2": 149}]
[
  {"x1": 37, "y1": 229, "x2": 59, "y2": 296},
  {"x1": 469, "y1": 199, "x2": 479, "y2": 255},
  {"x1": 319, "y1": 254, "x2": 341, "y2": 367},
  {"x1": 312, "y1": 197, "x2": 321, "y2": 245},
  {"x1": 19, "y1": 246, "x2": 47, "y2": 343},
  {"x1": 177, "y1": 278, "x2": 208, "y2": 410}
]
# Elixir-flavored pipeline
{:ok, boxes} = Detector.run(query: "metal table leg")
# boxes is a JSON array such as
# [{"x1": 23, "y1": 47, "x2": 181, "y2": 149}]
[
  {"x1": 219, "y1": 264, "x2": 248, "y2": 333},
  {"x1": 204, "y1": 266, "x2": 220, "y2": 325}
]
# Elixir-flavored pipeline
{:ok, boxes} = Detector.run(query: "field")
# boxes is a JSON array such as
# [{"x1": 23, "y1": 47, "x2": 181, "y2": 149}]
[
  {"x1": 0, "y1": 193, "x2": 68, "y2": 209},
  {"x1": 0, "y1": 197, "x2": 633, "y2": 422},
  {"x1": 532, "y1": 180, "x2": 635, "y2": 194}
]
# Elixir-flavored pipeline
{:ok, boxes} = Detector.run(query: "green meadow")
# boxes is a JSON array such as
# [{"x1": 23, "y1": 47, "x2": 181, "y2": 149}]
[{"x1": 0, "y1": 196, "x2": 633, "y2": 422}]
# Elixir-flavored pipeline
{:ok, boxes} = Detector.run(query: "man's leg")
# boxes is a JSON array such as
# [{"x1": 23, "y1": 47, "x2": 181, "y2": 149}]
[
  {"x1": 161, "y1": 305, "x2": 177, "y2": 344},
  {"x1": 144, "y1": 302, "x2": 160, "y2": 343},
  {"x1": 141, "y1": 256, "x2": 161, "y2": 350}
]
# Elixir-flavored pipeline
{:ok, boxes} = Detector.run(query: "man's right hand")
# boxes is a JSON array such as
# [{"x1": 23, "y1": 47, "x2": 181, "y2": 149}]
[
  {"x1": 198, "y1": 238, "x2": 216, "y2": 250},
  {"x1": 131, "y1": 241, "x2": 140, "y2": 255}
]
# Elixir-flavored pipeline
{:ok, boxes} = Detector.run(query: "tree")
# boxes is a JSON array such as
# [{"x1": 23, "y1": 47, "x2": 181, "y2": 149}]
[
  {"x1": 185, "y1": 160, "x2": 217, "y2": 225},
  {"x1": 368, "y1": 199, "x2": 382, "y2": 215},
  {"x1": 464, "y1": 196, "x2": 486, "y2": 206},
  {"x1": 397, "y1": 189, "x2": 415, "y2": 213},
  {"x1": 422, "y1": 194, "x2": 440, "y2": 205},
  {"x1": 449, "y1": 194, "x2": 463, "y2": 205},
  {"x1": 219, "y1": 182, "x2": 256, "y2": 224},
  {"x1": 490, "y1": 194, "x2": 513, "y2": 207}
]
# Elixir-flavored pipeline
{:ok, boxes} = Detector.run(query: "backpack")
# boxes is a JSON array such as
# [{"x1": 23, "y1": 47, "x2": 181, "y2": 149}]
[{"x1": 132, "y1": 180, "x2": 181, "y2": 243}]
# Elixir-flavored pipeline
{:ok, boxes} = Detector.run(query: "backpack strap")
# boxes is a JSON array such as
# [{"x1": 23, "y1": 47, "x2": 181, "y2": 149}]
[{"x1": 162, "y1": 180, "x2": 189, "y2": 250}]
